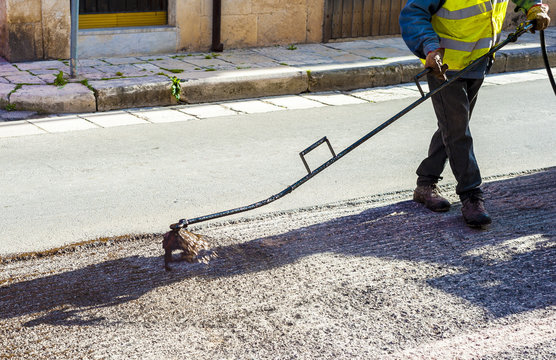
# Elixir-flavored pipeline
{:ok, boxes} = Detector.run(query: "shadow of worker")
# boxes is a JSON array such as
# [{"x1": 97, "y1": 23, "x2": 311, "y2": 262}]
[{"x1": 1, "y1": 168, "x2": 554, "y2": 326}]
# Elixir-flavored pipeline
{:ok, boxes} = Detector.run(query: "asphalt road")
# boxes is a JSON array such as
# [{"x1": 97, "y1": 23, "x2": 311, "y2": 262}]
[
  {"x1": 0, "y1": 78, "x2": 555, "y2": 255},
  {"x1": 1, "y1": 167, "x2": 554, "y2": 359}
]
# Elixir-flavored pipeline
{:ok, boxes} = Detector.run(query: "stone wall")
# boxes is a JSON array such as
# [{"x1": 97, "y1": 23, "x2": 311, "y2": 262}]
[
  {"x1": 0, "y1": 0, "x2": 70, "y2": 62},
  {"x1": 0, "y1": 1, "x2": 6, "y2": 59},
  {"x1": 1, "y1": 0, "x2": 554, "y2": 61},
  {"x1": 174, "y1": 0, "x2": 325, "y2": 52}
]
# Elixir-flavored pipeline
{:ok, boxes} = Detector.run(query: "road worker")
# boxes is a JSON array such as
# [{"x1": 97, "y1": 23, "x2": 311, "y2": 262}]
[{"x1": 399, "y1": 0, "x2": 551, "y2": 227}]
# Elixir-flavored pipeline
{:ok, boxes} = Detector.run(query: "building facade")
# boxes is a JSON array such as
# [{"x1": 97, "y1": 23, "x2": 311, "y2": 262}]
[{"x1": 0, "y1": 0, "x2": 553, "y2": 62}]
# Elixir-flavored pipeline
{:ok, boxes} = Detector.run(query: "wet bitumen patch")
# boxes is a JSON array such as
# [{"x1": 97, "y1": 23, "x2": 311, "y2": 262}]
[{"x1": 0, "y1": 168, "x2": 554, "y2": 359}]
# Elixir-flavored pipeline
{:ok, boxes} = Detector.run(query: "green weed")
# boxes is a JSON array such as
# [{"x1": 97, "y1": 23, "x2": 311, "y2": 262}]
[
  {"x1": 170, "y1": 76, "x2": 181, "y2": 101},
  {"x1": 80, "y1": 79, "x2": 95, "y2": 92},
  {"x1": 54, "y1": 71, "x2": 67, "y2": 87}
]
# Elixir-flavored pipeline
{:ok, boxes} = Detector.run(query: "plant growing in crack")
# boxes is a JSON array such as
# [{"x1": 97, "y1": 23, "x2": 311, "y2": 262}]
[
  {"x1": 54, "y1": 71, "x2": 68, "y2": 87},
  {"x1": 170, "y1": 76, "x2": 181, "y2": 101},
  {"x1": 5, "y1": 103, "x2": 16, "y2": 111},
  {"x1": 287, "y1": 44, "x2": 298, "y2": 51}
]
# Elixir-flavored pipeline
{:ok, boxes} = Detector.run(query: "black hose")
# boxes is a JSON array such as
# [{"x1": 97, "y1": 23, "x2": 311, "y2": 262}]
[{"x1": 540, "y1": 30, "x2": 556, "y2": 96}]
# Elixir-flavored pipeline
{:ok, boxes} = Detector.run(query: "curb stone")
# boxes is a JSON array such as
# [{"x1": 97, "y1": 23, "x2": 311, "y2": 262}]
[
  {"x1": 9, "y1": 83, "x2": 96, "y2": 114},
  {"x1": 2, "y1": 37, "x2": 555, "y2": 115},
  {"x1": 89, "y1": 76, "x2": 176, "y2": 112},
  {"x1": 179, "y1": 67, "x2": 308, "y2": 103},
  {"x1": 0, "y1": 83, "x2": 16, "y2": 107}
]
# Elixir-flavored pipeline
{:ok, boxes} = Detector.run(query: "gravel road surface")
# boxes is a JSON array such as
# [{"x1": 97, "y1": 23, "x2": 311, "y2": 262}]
[{"x1": 1, "y1": 168, "x2": 554, "y2": 359}]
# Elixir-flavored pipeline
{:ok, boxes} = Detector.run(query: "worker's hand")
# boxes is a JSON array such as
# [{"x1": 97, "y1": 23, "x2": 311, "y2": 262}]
[
  {"x1": 527, "y1": 4, "x2": 551, "y2": 32},
  {"x1": 425, "y1": 48, "x2": 448, "y2": 81}
]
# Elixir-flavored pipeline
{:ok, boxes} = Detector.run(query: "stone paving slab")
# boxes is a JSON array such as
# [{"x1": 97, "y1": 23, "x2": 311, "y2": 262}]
[
  {"x1": 0, "y1": 121, "x2": 45, "y2": 137},
  {"x1": 76, "y1": 59, "x2": 107, "y2": 67},
  {"x1": 350, "y1": 86, "x2": 423, "y2": 102},
  {"x1": 102, "y1": 57, "x2": 143, "y2": 65},
  {"x1": 177, "y1": 104, "x2": 240, "y2": 118},
  {"x1": 30, "y1": 115, "x2": 100, "y2": 133},
  {"x1": 0, "y1": 83, "x2": 16, "y2": 106},
  {"x1": 130, "y1": 108, "x2": 196, "y2": 123},
  {"x1": 13, "y1": 60, "x2": 67, "y2": 71},
  {"x1": 221, "y1": 99, "x2": 286, "y2": 114},
  {"x1": 181, "y1": 56, "x2": 239, "y2": 70},
  {"x1": 93, "y1": 64, "x2": 152, "y2": 78},
  {"x1": 0, "y1": 64, "x2": 23, "y2": 76},
  {"x1": 148, "y1": 58, "x2": 199, "y2": 72},
  {"x1": 483, "y1": 68, "x2": 551, "y2": 85},
  {"x1": 4, "y1": 73, "x2": 47, "y2": 85},
  {"x1": 80, "y1": 111, "x2": 149, "y2": 128},
  {"x1": 216, "y1": 50, "x2": 282, "y2": 68},
  {"x1": 262, "y1": 95, "x2": 327, "y2": 110},
  {"x1": 0, "y1": 27, "x2": 553, "y2": 115},
  {"x1": 302, "y1": 92, "x2": 369, "y2": 106}
]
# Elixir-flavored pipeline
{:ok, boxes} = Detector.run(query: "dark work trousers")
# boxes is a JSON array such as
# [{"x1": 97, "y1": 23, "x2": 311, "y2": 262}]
[{"x1": 416, "y1": 74, "x2": 484, "y2": 199}]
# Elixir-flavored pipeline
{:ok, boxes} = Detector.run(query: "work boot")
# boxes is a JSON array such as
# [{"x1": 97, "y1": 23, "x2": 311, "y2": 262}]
[
  {"x1": 413, "y1": 184, "x2": 451, "y2": 212},
  {"x1": 461, "y1": 194, "x2": 492, "y2": 228}
]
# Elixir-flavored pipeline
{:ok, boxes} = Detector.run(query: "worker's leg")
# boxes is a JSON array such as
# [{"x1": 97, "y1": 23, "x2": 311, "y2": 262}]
[{"x1": 417, "y1": 75, "x2": 483, "y2": 195}]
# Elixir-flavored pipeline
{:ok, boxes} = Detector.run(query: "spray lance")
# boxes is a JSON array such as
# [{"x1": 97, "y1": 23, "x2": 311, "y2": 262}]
[{"x1": 162, "y1": 20, "x2": 555, "y2": 270}]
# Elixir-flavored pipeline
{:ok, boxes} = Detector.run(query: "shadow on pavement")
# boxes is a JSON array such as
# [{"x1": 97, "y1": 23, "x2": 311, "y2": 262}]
[{"x1": 1, "y1": 168, "x2": 554, "y2": 326}]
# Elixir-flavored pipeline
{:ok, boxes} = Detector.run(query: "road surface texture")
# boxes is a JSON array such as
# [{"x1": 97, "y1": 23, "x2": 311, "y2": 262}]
[
  {"x1": 0, "y1": 74, "x2": 555, "y2": 255},
  {"x1": 1, "y1": 167, "x2": 555, "y2": 359}
]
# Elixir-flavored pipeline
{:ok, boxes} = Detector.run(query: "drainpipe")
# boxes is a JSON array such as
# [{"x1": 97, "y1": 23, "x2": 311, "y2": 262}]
[
  {"x1": 211, "y1": 0, "x2": 223, "y2": 52},
  {"x1": 70, "y1": 0, "x2": 79, "y2": 77}
]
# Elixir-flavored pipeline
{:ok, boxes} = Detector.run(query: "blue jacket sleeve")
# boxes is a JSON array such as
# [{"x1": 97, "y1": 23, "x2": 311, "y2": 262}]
[{"x1": 399, "y1": 0, "x2": 445, "y2": 60}]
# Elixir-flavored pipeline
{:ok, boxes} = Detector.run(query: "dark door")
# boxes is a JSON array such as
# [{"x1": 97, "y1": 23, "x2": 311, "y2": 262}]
[{"x1": 324, "y1": 0, "x2": 407, "y2": 41}]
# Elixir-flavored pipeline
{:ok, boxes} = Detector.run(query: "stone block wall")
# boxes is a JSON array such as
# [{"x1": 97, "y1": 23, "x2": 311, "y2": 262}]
[
  {"x1": 0, "y1": 0, "x2": 70, "y2": 62},
  {"x1": 174, "y1": 0, "x2": 325, "y2": 52},
  {"x1": 0, "y1": 0, "x2": 554, "y2": 61}
]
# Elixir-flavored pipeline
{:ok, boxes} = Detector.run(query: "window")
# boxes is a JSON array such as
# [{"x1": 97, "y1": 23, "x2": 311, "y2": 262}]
[{"x1": 79, "y1": 0, "x2": 168, "y2": 29}]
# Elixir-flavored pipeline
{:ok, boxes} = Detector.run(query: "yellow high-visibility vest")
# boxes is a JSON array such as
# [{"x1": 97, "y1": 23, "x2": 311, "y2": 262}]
[{"x1": 423, "y1": 0, "x2": 509, "y2": 70}]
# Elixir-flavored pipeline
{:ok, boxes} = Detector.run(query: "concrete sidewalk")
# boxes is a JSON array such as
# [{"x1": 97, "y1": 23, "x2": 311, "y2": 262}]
[{"x1": 0, "y1": 28, "x2": 555, "y2": 120}]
